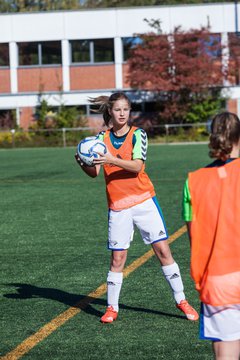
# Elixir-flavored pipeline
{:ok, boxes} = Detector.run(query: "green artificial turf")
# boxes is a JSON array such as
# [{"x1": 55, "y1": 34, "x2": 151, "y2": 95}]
[{"x1": 0, "y1": 144, "x2": 212, "y2": 359}]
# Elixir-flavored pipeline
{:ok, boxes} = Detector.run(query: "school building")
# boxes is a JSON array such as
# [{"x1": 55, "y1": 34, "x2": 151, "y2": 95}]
[{"x1": 0, "y1": 2, "x2": 239, "y2": 129}]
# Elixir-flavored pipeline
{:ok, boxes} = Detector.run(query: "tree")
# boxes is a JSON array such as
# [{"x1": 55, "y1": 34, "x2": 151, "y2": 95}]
[
  {"x1": 34, "y1": 93, "x2": 87, "y2": 129},
  {"x1": 82, "y1": 0, "x2": 230, "y2": 8},
  {"x1": 228, "y1": 33, "x2": 240, "y2": 85},
  {"x1": 127, "y1": 25, "x2": 226, "y2": 124},
  {"x1": 0, "y1": 0, "x2": 80, "y2": 12},
  {"x1": 0, "y1": 0, "x2": 232, "y2": 12},
  {"x1": 82, "y1": 0, "x2": 155, "y2": 7},
  {"x1": 34, "y1": 96, "x2": 52, "y2": 128}
]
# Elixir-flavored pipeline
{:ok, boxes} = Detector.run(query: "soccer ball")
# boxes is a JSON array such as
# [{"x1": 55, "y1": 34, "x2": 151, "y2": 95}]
[{"x1": 77, "y1": 136, "x2": 107, "y2": 166}]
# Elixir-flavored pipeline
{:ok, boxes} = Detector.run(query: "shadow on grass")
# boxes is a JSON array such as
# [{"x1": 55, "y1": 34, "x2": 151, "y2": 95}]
[{"x1": 3, "y1": 283, "x2": 186, "y2": 320}]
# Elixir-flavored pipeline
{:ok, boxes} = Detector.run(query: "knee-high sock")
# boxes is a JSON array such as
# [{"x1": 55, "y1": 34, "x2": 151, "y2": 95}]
[
  {"x1": 107, "y1": 271, "x2": 123, "y2": 312},
  {"x1": 161, "y1": 262, "x2": 185, "y2": 304}
]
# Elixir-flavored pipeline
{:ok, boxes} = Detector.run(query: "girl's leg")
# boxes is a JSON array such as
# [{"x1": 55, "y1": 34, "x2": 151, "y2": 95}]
[
  {"x1": 213, "y1": 340, "x2": 240, "y2": 360},
  {"x1": 152, "y1": 240, "x2": 199, "y2": 320},
  {"x1": 110, "y1": 249, "x2": 128, "y2": 273},
  {"x1": 107, "y1": 249, "x2": 128, "y2": 312},
  {"x1": 152, "y1": 240, "x2": 185, "y2": 304},
  {"x1": 101, "y1": 250, "x2": 127, "y2": 323}
]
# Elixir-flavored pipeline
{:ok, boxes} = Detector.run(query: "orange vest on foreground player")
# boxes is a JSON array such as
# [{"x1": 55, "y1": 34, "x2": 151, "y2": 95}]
[
  {"x1": 103, "y1": 127, "x2": 155, "y2": 211},
  {"x1": 188, "y1": 158, "x2": 240, "y2": 306}
]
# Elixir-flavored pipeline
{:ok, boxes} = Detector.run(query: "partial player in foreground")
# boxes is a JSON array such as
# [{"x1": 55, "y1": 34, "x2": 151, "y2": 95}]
[
  {"x1": 182, "y1": 112, "x2": 240, "y2": 359},
  {"x1": 75, "y1": 92, "x2": 198, "y2": 323}
]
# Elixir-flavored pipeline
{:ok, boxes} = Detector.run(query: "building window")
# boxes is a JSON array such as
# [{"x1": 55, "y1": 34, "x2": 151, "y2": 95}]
[
  {"x1": 76, "y1": 105, "x2": 87, "y2": 115},
  {"x1": 19, "y1": 43, "x2": 38, "y2": 65},
  {"x1": 202, "y1": 34, "x2": 222, "y2": 58},
  {"x1": 18, "y1": 41, "x2": 61, "y2": 66},
  {"x1": 71, "y1": 40, "x2": 90, "y2": 63},
  {"x1": 41, "y1": 42, "x2": 61, "y2": 65},
  {"x1": 94, "y1": 39, "x2": 114, "y2": 62},
  {"x1": 122, "y1": 37, "x2": 143, "y2": 61},
  {"x1": 0, "y1": 109, "x2": 15, "y2": 128},
  {"x1": 131, "y1": 102, "x2": 143, "y2": 113},
  {"x1": 70, "y1": 39, "x2": 114, "y2": 64},
  {"x1": 0, "y1": 43, "x2": 9, "y2": 66}
]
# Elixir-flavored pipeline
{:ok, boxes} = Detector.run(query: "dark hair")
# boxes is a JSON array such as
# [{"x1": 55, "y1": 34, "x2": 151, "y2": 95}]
[
  {"x1": 209, "y1": 112, "x2": 240, "y2": 160},
  {"x1": 88, "y1": 92, "x2": 131, "y2": 126}
]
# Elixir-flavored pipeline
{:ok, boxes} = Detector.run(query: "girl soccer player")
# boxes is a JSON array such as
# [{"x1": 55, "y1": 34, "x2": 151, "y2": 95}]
[
  {"x1": 75, "y1": 92, "x2": 198, "y2": 323},
  {"x1": 183, "y1": 112, "x2": 240, "y2": 359}
]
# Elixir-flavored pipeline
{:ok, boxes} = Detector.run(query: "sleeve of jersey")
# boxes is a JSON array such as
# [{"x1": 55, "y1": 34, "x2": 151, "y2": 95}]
[
  {"x1": 182, "y1": 178, "x2": 193, "y2": 222},
  {"x1": 96, "y1": 131, "x2": 105, "y2": 142},
  {"x1": 132, "y1": 129, "x2": 148, "y2": 161}
]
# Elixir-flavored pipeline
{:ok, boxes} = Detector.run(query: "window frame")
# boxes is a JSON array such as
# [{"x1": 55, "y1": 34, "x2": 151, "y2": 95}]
[
  {"x1": 122, "y1": 36, "x2": 143, "y2": 62},
  {"x1": 201, "y1": 33, "x2": 222, "y2": 59},
  {"x1": 18, "y1": 41, "x2": 62, "y2": 67},
  {"x1": 0, "y1": 43, "x2": 10, "y2": 68},
  {"x1": 70, "y1": 38, "x2": 114, "y2": 65}
]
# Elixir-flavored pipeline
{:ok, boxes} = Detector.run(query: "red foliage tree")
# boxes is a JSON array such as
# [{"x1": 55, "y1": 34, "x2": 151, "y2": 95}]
[
  {"x1": 127, "y1": 26, "x2": 226, "y2": 123},
  {"x1": 228, "y1": 33, "x2": 240, "y2": 85}
]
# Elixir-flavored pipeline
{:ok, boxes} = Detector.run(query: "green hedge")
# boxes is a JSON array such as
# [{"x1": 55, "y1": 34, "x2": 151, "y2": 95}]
[{"x1": 0, "y1": 129, "x2": 93, "y2": 148}]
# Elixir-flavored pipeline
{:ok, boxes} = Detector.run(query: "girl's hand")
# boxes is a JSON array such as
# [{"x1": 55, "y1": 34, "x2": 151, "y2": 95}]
[
  {"x1": 93, "y1": 151, "x2": 114, "y2": 165},
  {"x1": 93, "y1": 151, "x2": 143, "y2": 173},
  {"x1": 75, "y1": 152, "x2": 84, "y2": 166},
  {"x1": 75, "y1": 152, "x2": 101, "y2": 177}
]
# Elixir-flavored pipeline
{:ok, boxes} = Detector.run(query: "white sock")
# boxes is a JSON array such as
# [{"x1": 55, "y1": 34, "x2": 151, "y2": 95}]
[
  {"x1": 161, "y1": 262, "x2": 185, "y2": 304},
  {"x1": 107, "y1": 271, "x2": 123, "y2": 312}
]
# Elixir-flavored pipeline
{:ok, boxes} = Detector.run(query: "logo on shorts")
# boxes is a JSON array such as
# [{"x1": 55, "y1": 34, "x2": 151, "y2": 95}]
[
  {"x1": 170, "y1": 273, "x2": 179, "y2": 279},
  {"x1": 159, "y1": 230, "x2": 165, "y2": 236},
  {"x1": 109, "y1": 240, "x2": 118, "y2": 247}
]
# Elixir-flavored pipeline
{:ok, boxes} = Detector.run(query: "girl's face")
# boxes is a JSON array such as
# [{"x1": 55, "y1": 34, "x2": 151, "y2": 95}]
[{"x1": 109, "y1": 99, "x2": 131, "y2": 127}]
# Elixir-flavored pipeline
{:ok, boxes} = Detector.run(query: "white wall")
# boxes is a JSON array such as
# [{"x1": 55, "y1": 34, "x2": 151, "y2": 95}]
[
  {"x1": 0, "y1": 3, "x2": 239, "y2": 113},
  {"x1": 0, "y1": 3, "x2": 237, "y2": 43}
]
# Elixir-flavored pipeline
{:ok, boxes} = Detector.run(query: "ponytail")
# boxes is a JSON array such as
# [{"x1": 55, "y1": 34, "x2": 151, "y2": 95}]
[
  {"x1": 88, "y1": 96, "x2": 111, "y2": 126},
  {"x1": 209, "y1": 112, "x2": 240, "y2": 160}
]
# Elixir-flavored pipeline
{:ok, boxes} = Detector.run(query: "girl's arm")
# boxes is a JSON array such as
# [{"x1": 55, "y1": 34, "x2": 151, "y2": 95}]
[
  {"x1": 75, "y1": 153, "x2": 101, "y2": 178},
  {"x1": 93, "y1": 152, "x2": 143, "y2": 173},
  {"x1": 186, "y1": 221, "x2": 192, "y2": 246},
  {"x1": 93, "y1": 128, "x2": 146, "y2": 173},
  {"x1": 182, "y1": 178, "x2": 193, "y2": 245}
]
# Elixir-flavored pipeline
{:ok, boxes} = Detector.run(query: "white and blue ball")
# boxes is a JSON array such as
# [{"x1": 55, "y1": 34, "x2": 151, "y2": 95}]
[{"x1": 77, "y1": 136, "x2": 107, "y2": 166}]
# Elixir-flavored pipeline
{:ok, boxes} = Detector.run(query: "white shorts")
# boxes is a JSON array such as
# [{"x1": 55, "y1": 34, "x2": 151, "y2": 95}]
[
  {"x1": 200, "y1": 303, "x2": 240, "y2": 342},
  {"x1": 108, "y1": 196, "x2": 168, "y2": 250}
]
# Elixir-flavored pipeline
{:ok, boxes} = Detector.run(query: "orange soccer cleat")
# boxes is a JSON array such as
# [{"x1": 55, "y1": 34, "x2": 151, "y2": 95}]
[
  {"x1": 176, "y1": 300, "x2": 199, "y2": 321},
  {"x1": 100, "y1": 306, "x2": 118, "y2": 323}
]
